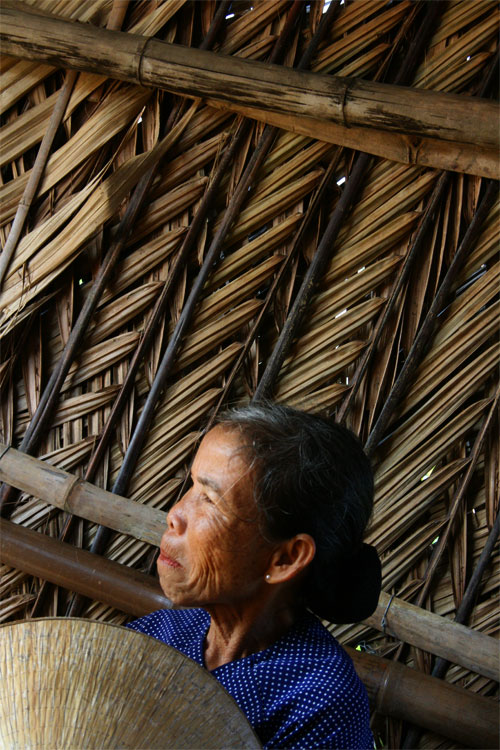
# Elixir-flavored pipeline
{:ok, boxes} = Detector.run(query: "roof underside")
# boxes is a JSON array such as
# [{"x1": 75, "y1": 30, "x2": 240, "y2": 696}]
[{"x1": 0, "y1": 2, "x2": 498, "y2": 748}]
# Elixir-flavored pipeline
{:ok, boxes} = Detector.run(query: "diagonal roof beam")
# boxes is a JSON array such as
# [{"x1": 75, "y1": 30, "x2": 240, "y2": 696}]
[{"x1": 1, "y1": 3, "x2": 498, "y2": 178}]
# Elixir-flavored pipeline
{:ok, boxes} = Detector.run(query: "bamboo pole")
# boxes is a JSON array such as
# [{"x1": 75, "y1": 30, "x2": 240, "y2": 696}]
[
  {"x1": 0, "y1": 441, "x2": 497, "y2": 683},
  {"x1": 1, "y1": 4, "x2": 498, "y2": 178},
  {"x1": 364, "y1": 591, "x2": 499, "y2": 683},
  {"x1": 348, "y1": 647, "x2": 499, "y2": 750},
  {"x1": 0, "y1": 518, "x2": 170, "y2": 616},
  {"x1": 0, "y1": 443, "x2": 165, "y2": 546},
  {"x1": 402, "y1": 504, "x2": 500, "y2": 749},
  {"x1": 0, "y1": 515, "x2": 497, "y2": 749}
]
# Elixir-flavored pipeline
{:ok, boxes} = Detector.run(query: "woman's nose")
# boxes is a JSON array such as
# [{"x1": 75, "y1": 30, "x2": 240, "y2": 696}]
[{"x1": 167, "y1": 496, "x2": 187, "y2": 534}]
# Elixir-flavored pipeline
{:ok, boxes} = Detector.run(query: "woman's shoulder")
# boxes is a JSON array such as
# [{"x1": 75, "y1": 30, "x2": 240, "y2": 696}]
[
  {"x1": 126, "y1": 608, "x2": 210, "y2": 654},
  {"x1": 270, "y1": 610, "x2": 351, "y2": 665}
]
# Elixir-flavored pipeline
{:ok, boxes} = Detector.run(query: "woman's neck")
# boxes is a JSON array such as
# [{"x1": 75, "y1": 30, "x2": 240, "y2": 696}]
[{"x1": 203, "y1": 600, "x2": 300, "y2": 671}]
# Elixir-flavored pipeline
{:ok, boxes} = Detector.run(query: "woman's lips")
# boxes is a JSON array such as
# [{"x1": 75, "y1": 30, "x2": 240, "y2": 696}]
[{"x1": 158, "y1": 550, "x2": 181, "y2": 568}]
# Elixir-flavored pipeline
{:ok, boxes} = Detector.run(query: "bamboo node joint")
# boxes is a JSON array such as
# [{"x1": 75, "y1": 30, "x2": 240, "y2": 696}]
[
  {"x1": 60, "y1": 475, "x2": 81, "y2": 513},
  {"x1": 136, "y1": 37, "x2": 153, "y2": 88},
  {"x1": 340, "y1": 81, "x2": 351, "y2": 129}
]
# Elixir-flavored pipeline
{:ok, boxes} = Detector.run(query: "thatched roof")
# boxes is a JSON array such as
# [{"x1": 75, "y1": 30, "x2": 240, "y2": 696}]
[{"x1": 0, "y1": 1, "x2": 498, "y2": 747}]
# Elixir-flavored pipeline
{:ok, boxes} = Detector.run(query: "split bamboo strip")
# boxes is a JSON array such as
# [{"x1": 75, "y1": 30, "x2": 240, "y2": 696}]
[{"x1": 1, "y1": 5, "x2": 498, "y2": 172}]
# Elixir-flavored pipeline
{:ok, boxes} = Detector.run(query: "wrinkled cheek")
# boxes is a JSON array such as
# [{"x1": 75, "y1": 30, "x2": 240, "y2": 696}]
[{"x1": 188, "y1": 547, "x2": 225, "y2": 600}]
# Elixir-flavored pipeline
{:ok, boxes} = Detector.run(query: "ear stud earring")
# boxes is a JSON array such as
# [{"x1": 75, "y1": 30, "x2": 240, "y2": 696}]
[{"x1": 265, "y1": 574, "x2": 271, "y2": 581}]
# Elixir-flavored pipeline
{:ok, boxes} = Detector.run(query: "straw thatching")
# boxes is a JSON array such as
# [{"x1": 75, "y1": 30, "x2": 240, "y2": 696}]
[{"x1": 0, "y1": 1, "x2": 498, "y2": 748}]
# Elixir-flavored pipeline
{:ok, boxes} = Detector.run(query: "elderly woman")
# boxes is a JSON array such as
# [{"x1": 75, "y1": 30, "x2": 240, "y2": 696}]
[{"x1": 128, "y1": 403, "x2": 381, "y2": 749}]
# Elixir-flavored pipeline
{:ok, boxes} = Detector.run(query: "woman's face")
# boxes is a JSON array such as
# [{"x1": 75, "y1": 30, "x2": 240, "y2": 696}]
[{"x1": 157, "y1": 425, "x2": 275, "y2": 609}]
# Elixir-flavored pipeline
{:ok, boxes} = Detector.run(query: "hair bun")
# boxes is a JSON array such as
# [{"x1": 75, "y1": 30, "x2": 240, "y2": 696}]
[{"x1": 307, "y1": 543, "x2": 381, "y2": 624}]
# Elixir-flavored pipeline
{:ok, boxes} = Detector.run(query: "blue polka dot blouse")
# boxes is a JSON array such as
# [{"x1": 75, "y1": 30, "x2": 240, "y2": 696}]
[{"x1": 128, "y1": 608, "x2": 373, "y2": 749}]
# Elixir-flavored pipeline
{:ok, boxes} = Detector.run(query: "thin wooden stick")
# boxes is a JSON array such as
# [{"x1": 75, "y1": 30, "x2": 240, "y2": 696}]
[
  {"x1": 0, "y1": 70, "x2": 78, "y2": 288},
  {"x1": 253, "y1": 149, "x2": 372, "y2": 402},
  {"x1": 402, "y1": 421, "x2": 500, "y2": 750},
  {"x1": 0, "y1": 0, "x2": 131, "y2": 289},
  {"x1": 65, "y1": 0, "x2": 305, "y2": 617},
  {"x1": 254, "y1": 1, "x2": 439, "y2": 402},
  {"x1": 338, "y1": 36, "x2": 498, "y2": 427},
  {"x1": 208, "y1": 148, "x2": 343, "y2": 426},
  {"x1": 99, "y1": 1, "x2": 304, "y2": 501},
  {"x1": 364, "y1": 179, "x2": 498, "y2": 457},
  {"x1": 433, "y1": 502, "x2": 500, "y2": 669},
  {"x1": 413, "y1": 385, "x2": 500, "y2": 609},
  {"x1": 28, "y1": 1, "x2": 234, "y2": 617},
  {"x1": 336, "y1": 171, "x2": 452, "y2": 424},
  {"x1": 0, "y1": 106, "x2": 196, "y2": 518}
]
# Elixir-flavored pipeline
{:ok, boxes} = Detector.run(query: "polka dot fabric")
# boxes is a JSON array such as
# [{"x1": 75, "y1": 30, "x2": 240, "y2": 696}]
[{"x1": 128, "y1": 609, "x2": 373, "y2": 749}]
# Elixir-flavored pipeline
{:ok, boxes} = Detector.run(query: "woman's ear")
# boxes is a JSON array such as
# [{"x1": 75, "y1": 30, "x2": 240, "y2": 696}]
[{"x1": 266, "y1": 534, "x2": 316, "y2": 584}]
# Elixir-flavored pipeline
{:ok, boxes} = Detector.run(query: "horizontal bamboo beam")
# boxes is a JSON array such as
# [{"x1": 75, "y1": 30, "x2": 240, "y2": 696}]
[
  {"x1": 365, "y1": 591, "x2": 499, "y2": 683},
  {"x1": 0, "y1": 518, "x2": 170, "y2": 617},
  {"x1": 0, "y1": 442, "x2": 497, "y2": 683},
  {"x1": 1, "y1": 3, "x2": 498, "y2": 178},
  {"x1": 0, "y1": 518, "x2": 496, "y2": 748},
  {"x1": 348, "y1": 647, "x2": 498, "y2": 749},
  {"x1": 0, "y1": 443, "x2": 165, "y2": 547}
]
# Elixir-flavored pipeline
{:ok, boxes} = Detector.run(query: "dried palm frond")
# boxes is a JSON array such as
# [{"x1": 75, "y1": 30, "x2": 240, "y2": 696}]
[{"x1": 1, "y1": 3, "x2": 498, "y2": 748}]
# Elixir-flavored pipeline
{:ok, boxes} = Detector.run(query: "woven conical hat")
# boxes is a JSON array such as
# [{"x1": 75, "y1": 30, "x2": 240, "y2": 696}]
[{"x1": 0, "y1": 617, "x2": 261, "y2": 749}]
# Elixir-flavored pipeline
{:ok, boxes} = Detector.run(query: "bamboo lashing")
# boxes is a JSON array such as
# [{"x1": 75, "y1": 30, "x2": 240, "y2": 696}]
[
  {"x1": 0, "y1": 442, "x2": 497, "y2": 683},
  {"x1": 1, "y1": 3, "x2": 498, "y2": 178}
]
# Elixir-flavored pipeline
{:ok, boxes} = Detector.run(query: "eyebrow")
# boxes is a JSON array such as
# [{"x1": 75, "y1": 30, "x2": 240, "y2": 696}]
[{"x1": 196, "y1": 474, "x2": 222, "y2": 495}]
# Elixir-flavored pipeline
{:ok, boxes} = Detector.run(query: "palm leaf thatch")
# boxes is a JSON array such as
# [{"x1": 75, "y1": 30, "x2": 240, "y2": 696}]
[{"x1": 0, "y1": 1, "x2": 498, "y2": 747}]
